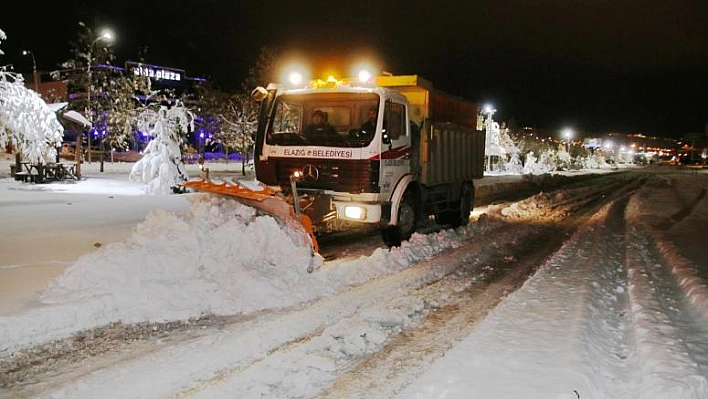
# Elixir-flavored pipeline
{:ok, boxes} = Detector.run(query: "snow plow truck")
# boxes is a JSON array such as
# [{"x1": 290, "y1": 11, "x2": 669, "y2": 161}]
[{"x1": 185, "y1": 73, "x2": 485, "y2": 254}]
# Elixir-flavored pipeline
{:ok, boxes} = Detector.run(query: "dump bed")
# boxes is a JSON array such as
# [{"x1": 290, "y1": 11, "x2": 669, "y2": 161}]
[
  {"x1": 420, "y1": 121, "x2": 485, "y2": 184},
  {"x1": 377, "y1": 75, "x2": 485, "y2": 185}
]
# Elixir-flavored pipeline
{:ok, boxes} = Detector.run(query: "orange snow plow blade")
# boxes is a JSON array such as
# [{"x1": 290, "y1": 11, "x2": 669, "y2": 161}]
[{"x1": 181, "y1": 179, "x2": 319, "y2": 254}]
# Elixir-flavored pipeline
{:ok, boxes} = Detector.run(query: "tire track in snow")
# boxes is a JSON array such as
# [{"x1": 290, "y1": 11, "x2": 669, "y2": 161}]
[
  {"x1": 316, "y1": 186, "x2": 641, "y2": 399},
  {"x1": 176, "y1": 220, "x2": 556, "y2": 399},
  {"x1": 556, "y1": 197, "x2": 637, "y2": 399},
  {"x1": 313, "y1": 223, "x2": 572, "y2": 399},
  {"x1": 625, "y1": 191, "x2": 708, "y2": 398},
  {"x1": 385, "y1": 197, "x2": 638, "y2": 399}
]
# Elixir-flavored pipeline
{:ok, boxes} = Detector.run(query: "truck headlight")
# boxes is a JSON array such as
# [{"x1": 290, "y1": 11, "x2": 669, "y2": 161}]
[{"x1": 343, "y1": 206, "x2": 367, "y2": 220}]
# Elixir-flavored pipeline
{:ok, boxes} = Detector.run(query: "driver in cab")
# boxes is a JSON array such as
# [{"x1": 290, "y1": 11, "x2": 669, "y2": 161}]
[{"x1": 304, "y1": 110, "x2": 336, "y2": 139}]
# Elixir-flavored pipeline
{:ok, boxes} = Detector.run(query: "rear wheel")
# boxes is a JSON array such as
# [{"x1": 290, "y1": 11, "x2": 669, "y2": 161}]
[
  {"x1": 382, "y1": 192, "x2": 417, "y2": 247},
  {"x1": 435, "y1": 182, "x2": 474, "y2": 228},
  {"x1": 452, "y1": 182, "x2": 474, "y2": 227}
]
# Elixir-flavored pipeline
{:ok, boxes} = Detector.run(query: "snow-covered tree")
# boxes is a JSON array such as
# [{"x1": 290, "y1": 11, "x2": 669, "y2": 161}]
[
  {"x1": 55, "y1": 23, "x2": 114, "y2": 124},
  {"x1": 192, "y1": 83, "x2": 229, "y2": 155},
  {"x1": 576, "y1": 153, "x2": 615, "y2": 170},
  {"x1": 556, "y1": 146, "x2": 572, "y2": 170},
  {"x1": 484, "y1": 116, "x2": 523, "y2": 174},
  {"x1": 129, "y1": 101, "x2": 193, "y2": 195},
  {"x1": 53, "y1": 22, "x2": 148, "y2": 154},
  {"x1": 505, "y1": 151, "x2": 524, "y2": 174},
  {"x1": 485, "y1": 119, "x2": 503, "y2": 158},
  {"x1": 102, "y1": 75, "x2": 152, "y2": 152},
  {"x1": 220, "y1": 94, "x2": 257, "y2": 172},
  {"x1": 1, "y1": 29, "x2": 64, "y2": 165}
]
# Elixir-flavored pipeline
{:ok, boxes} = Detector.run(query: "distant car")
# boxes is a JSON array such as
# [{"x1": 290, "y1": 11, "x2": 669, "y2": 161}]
[
  {"x1": 245, "y1": 159, "x2": 255, "y2": 173},
  {"x1": 657, "y1": 155, "x2": 677, "y2": 166}
]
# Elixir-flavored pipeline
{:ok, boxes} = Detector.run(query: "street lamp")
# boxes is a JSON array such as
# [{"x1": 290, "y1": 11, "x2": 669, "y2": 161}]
[
  {"x1": 483, "y1": 104, "x2": 496, "y2": 118},
  {"x1": 482, "y1": 104, "x2": 497, "y2": 172},
  {"x1": 22, "y1": 50, "x2": 39, "y2": 93},
  {"x1": 562, "y1": 128, "x2": 572, "y2": 153},
  {"x1": 86, "y1": 29, "x2": 114, "y2": 163}
]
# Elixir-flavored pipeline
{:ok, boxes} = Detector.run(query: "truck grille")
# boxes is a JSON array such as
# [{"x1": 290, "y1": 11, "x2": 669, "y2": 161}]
[{"x1": 272, "y1": 158, "x2": 379, "y2": 193}]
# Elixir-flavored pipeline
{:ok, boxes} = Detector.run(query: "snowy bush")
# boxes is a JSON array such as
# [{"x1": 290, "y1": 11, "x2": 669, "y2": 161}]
[
  {"x1": 129, "y1": 101, "x2": 193, "y2": 195},
  {"x1": 577, "y1": 153, "x2": 615, "y2": 170},
  {"x1": 522, "y1": 150, "x2": 560, "y2": 175},
  {"x1": 0, "y1": 29, "x2": 64, "y2": 164},
  {"x1": 0, "y1": 71, "x2": 64, "y2": 164}
]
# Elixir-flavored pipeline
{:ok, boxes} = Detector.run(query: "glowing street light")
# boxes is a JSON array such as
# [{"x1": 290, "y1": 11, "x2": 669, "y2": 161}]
[
  {"x1": 22, "y1": 50, "x2": 39, "y2": 93},
  {"x1": 483, "y1": 104, "x2": 496, "y2": 117},
  {"x1": 86, "y1": 28, "x2": 114, "y2": 163}
]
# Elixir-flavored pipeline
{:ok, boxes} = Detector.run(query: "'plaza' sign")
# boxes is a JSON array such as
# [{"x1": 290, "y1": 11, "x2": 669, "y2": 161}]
[{"x1": 126, "y1": 62, "x2": 184, "y2": 82}]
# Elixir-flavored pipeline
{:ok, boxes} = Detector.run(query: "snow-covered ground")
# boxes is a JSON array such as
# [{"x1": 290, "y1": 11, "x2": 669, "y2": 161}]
[{"x1": 1, "y1": 153, "x2": 707, "y2": 399}]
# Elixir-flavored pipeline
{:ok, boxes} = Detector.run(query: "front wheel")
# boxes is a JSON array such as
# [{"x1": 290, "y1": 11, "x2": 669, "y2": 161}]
[{"x1": 382, "y1": 192, "x2": 417, "y2": 247}]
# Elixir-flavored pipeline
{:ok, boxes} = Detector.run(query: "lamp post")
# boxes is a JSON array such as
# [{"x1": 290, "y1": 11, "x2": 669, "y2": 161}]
[
  {"x1": 482, "y1": 104, "x2": 496, "y2": 172},
  {"x1": 86, "y1": 29, "x2": 114, "y2": 163},
  {"x1": 563, "y1": 128, "x2": 572, "y2": 153},
  {"x1": 22, "y1": 50, "x2": 39, "y2": 93}
]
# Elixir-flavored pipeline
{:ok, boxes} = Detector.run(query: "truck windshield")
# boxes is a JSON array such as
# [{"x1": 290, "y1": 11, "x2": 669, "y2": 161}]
[{"x1": 266, "y1": 92, "x2": 380, "y2": 148}]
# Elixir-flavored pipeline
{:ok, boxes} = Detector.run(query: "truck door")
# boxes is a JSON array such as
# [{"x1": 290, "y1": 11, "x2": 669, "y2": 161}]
[{"x1": 379, "y1": 100, "x2": 411, "y2": 201}]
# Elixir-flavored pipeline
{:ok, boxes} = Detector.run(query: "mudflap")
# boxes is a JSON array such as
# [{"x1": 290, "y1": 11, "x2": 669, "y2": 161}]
[{"x1": 181, "y1": 179, "x2": 322, "y2": 271}]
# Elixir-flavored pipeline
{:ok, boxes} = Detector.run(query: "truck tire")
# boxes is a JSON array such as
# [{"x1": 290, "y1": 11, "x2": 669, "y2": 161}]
[
  {"x1": 436, "y1": 182, "x2": 473, "y2": 228},
  {"x1": 382, "y1": 192, "x2": 417, "y2": 247},
  {"x1": 453, "y1": 182, "x2": 474, "y2": 227}
]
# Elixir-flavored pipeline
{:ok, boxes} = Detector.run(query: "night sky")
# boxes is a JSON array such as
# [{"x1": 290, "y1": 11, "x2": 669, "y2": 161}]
[{"x1": 2, "y1": 0, "x2": 707, "y2": 136}]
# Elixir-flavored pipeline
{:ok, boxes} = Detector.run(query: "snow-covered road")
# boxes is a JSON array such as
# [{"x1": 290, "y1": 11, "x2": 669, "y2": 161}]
[{"x1": 2, "y1": 168, "x2": 707, "y2": 399}]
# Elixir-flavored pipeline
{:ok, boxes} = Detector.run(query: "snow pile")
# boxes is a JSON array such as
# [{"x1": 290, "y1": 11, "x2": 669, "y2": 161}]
[
  {"x1": 0, "y1": 192, "x2": 484, "y2": 353},
  {"x1": 0, "y1": 194, "x2": 314, "y2": 350}
]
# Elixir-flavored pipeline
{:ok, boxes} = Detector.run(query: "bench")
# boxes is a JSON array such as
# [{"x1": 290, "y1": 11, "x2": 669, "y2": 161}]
[
  {"x1": 12, "y1": 163, "x2": 77, "y2": 183},
  {"x1": 50, "y1": 163, "x2": 77, "y2": 181},
  {"x1": 14, "y1": 172, "x2": 31, "y2": 182}
]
